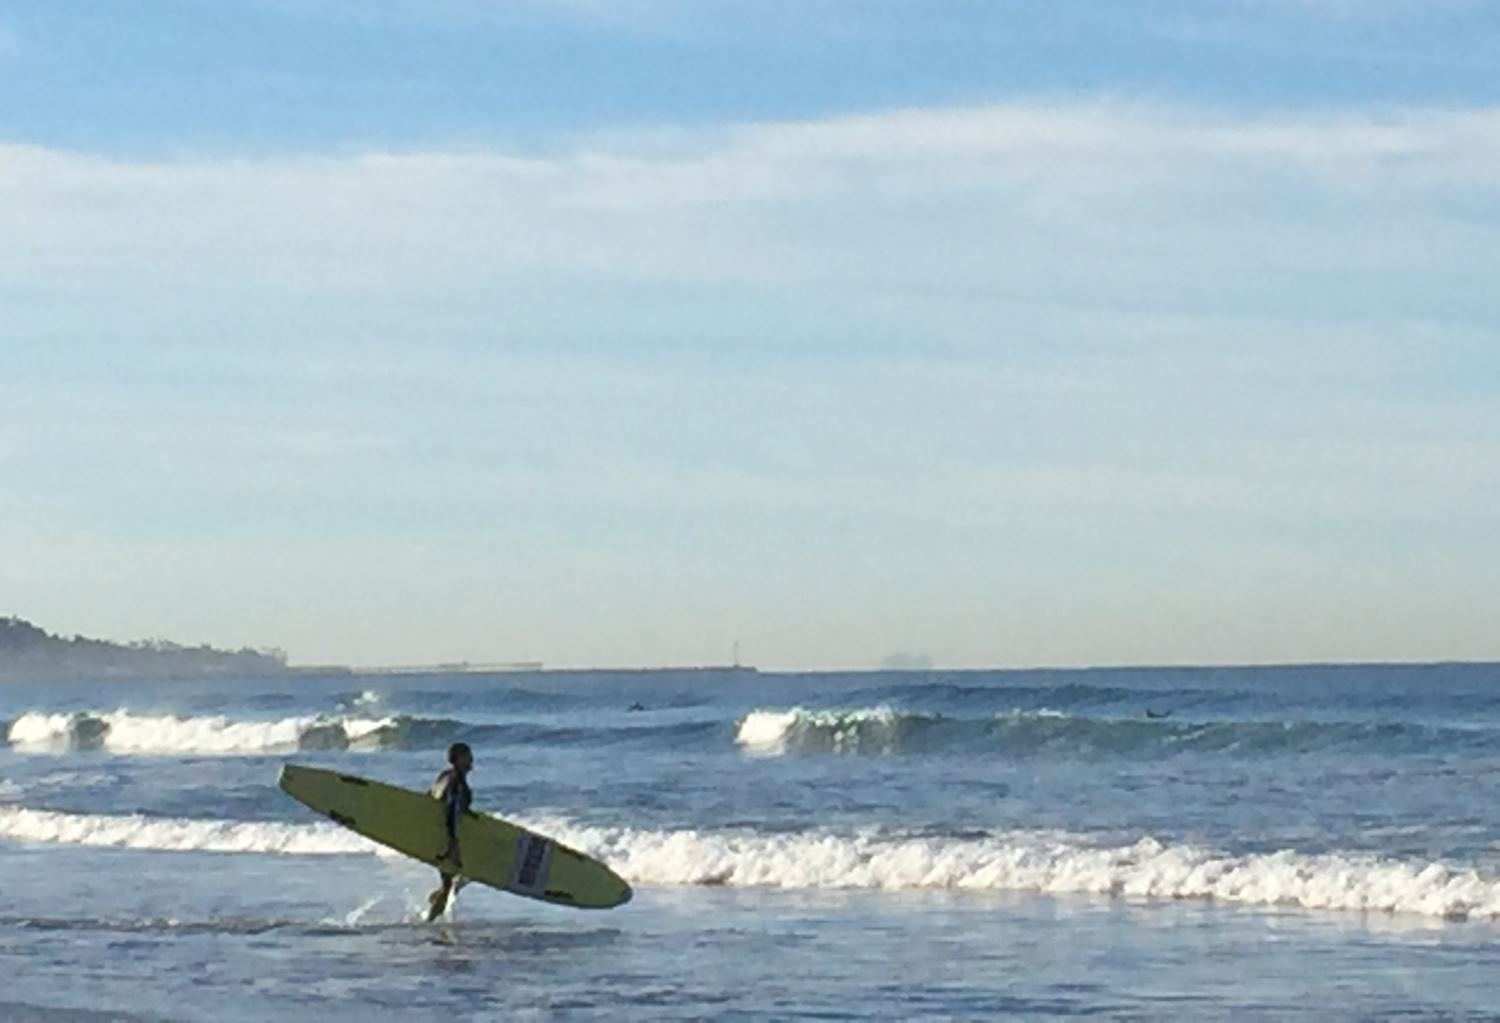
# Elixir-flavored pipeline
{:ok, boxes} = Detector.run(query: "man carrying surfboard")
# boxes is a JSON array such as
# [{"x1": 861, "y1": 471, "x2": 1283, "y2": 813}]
[
  {"x1": 426, "y1": 741, "x2": 474, "y2": 921},
  {"x1": 279, "y1": 761, "x2": 631, "y2": 913}
]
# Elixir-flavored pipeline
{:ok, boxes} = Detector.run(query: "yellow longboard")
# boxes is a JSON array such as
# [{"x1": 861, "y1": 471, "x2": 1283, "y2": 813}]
[{"x1": 278, "y1": 764, "x2": 631, "y2": 910}]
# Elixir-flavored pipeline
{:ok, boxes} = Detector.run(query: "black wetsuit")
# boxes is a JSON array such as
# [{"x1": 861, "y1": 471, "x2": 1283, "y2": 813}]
[{"x1": 430, "y1": 767, "x2": 472, "y2": 861}]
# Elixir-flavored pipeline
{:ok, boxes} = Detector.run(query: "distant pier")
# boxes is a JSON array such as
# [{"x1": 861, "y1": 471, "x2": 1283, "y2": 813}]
[
  {"x1": 360, "y1": 661, "x2": 546, "y2": 675},
  {"x1": 287, "y1": 661, "x2": 762, "y2": 677}
]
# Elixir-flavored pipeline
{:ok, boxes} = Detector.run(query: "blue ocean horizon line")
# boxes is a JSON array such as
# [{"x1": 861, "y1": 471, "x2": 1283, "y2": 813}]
[
  {"x1": 677, "y1": 660, "x2": 1500, "y2": 683},
  {"x1": 302, "y1": 658, "x2": 1500, "y2": 674}
]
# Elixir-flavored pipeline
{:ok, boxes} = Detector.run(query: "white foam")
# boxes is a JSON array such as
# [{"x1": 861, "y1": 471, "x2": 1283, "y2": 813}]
[
  {"x1": 0, "y1": 779, "x2": 21, "y2": 803},
  {"x1": 96, "y1": 712, "x2": 315, "y2": 754},
  {"x1": 342, "y1": 717, "x2": 398, "y2": 742},
  {"x1": 7, "y1": 713, "x2": 79, "y2": 747},
  {"x1": 522, "y1": 816, "x2": 1500, "y2": 921},
  {"x1": 735, "y1": 710, "x2": 800, "y2": 751},
  {"x1": 1020, "y1": 708, "x2": 1069, "y2": 719},
  {"x1": 8, "y1": 800, "x2": 1494, "y2": 921},
  {"x1": 5, "y1": 711, "x2": 398, "y2": 755},
  {"x1": 0, "y1": 807, "x2": 381, "y2": 856},
  {"x1": 736, "y1": 706, "x2": 908, "y2": 755}
]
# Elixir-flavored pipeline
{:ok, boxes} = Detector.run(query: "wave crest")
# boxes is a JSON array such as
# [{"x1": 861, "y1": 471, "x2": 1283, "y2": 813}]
[
  {"x1": 6, "y1": 805, "x2": 1498, "y2": 920},
  {"x1": 737, "y1": 706, "x2": 943, "y2": 755},
  {"x1": 0, "y1": 807, "x2": 377, "y2": 855},
  {"x1": 4, "y1": 711, "x2": 448, "y2": 755},
  {"x1": 736, "y1": 706, "x2": 1500, "y2": 758},
  {"x1": 535, "y1": 817, "x2": 1500, "y2": 921}
]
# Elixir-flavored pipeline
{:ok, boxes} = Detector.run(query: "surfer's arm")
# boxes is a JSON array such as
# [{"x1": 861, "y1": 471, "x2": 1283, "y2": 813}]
[{"x1": 439, "y1": 783, "x2": 463, "y2": 867}]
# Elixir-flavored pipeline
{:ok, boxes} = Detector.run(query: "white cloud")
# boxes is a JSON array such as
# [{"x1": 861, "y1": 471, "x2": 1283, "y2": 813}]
[
  {"x1": 3, "y1": 101, "x2": 1498, "y2": 305},
  {"x1": 4, "y1": 100, "x2": 1499, "y2": 665}
]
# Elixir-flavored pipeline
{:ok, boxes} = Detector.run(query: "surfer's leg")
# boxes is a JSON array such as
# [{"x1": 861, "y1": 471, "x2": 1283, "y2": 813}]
[{"x1": 426, "y1": 871, "x2": 455, "y2": 922}]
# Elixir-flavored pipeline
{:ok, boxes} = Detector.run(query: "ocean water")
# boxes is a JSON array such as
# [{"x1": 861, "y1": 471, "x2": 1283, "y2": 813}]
[{"x1": 5, "y1": 664, "x2": 1500, "y2": 1020}]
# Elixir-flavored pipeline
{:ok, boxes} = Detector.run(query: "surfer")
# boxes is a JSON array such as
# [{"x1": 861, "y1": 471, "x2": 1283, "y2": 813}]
[{"x1": 426, "y1": 741, "x2": 474, "y2": 921}]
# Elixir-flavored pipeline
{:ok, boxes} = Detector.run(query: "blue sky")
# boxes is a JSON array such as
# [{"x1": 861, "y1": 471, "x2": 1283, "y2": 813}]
[
  {"x1": 7, "y1": 3, "x2": 1500, "y2": 155},
  {"x1": 3, "y1": 2, "x2": 1498, "y2": 668}
]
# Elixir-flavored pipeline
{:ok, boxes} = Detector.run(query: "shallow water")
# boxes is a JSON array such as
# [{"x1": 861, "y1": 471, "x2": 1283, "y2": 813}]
[{"x1": 4, "y1": 664, "x2": 1500, "y2": 1019}]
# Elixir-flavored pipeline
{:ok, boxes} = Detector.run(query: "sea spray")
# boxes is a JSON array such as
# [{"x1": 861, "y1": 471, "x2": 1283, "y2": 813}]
[
  {"x1": 734, "y1": 706, "x2": 1500, "y2": 758},
  {"x1": 527, "y1": 816, "x2": 1500, "y2": 920},
  {"x1": 4, "y1": 711, "x2": 442, "y2": 755},
  {"x1": 6, "y1": 805, "x2": 1500, "y2": 921},
  {"x1": 0, "y1": 807, "x2": 380, "y2": 856}
]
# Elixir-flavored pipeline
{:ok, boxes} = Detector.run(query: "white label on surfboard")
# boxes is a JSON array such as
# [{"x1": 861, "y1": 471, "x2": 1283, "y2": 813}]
[{"x1": 511, "y1": 832, "x2": 554, "y2": 895}]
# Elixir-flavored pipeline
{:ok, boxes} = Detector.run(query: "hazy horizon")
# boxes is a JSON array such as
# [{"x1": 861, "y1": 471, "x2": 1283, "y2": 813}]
[
  {"x1": 6, "y1": 610, "x2": 1500, "y2": 676},
  {"x1": 4, "y1": 2, "x2": 1497, "y2": 670}
]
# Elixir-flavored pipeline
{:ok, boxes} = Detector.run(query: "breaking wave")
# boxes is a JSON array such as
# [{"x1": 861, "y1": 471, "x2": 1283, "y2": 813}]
[
  {"x1": 6, "y1": 805, "x2": 1500, "y2": 921},
  {"x1": 534, "y1": 817, "x2": 1500, "y2": 921},
  {"x1": 9, "y1": 704, "x2": 1491, "y2": 760},
  {"x1": 334, "y1": 690, "x2": 384, "y2": 711},
  {"x1": 4, "y1": 711, "x2": 405, "y2": 755},
  {"x1": 0, "y1": 807, "x2": 377, "y2": 855},
  {"x1": 735, "y1": 706, "x2": 1500, "y2": 758},
  {"x1": 737, "y1": 706, "x2": 946, "y2": 755},
  {"x1": 2, "y1": 710, "x2": 721, "y2": 756}
]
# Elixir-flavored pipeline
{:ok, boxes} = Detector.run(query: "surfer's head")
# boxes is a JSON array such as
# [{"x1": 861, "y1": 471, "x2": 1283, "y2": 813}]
[{"x1": 447, "y1": 742, "x2": 473, "y2": 772}]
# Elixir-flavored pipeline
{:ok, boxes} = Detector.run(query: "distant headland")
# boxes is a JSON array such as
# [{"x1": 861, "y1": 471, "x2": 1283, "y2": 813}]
[
  {"x1": 0, "y1": 616, "x2": 290, "y2": 682},
  {"x1": 0, "y1": 616, "x2": 763, "y2": 682}
]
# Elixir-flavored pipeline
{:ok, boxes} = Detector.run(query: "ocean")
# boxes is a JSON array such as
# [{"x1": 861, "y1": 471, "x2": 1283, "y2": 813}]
[{"x1": 4, "y1": 664, "x2": 1500, "y2": 1020}]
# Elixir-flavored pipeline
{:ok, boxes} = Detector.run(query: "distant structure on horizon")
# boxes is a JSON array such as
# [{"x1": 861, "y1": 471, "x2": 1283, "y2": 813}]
[
  {"x1": 1, "y1": 615, "x2": 767, "y2": 682},
  {"x1": 357, "y1": 661, "x2": 547, "y2": 675},
  {"x1": 337, "y1": 662, "x2": 761, "y2": 677}
]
